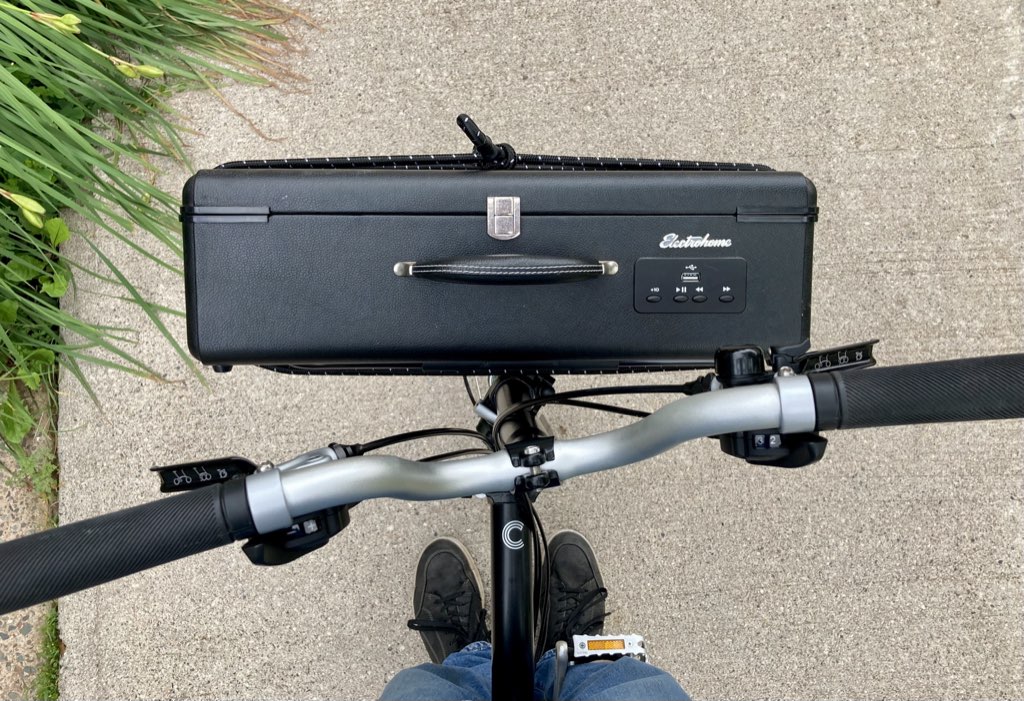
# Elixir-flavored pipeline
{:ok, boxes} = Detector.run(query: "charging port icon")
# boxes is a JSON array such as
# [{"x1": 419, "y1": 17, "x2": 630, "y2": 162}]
[{"x1": 680, "y1": 271, "x2": 700, "y2": 283}]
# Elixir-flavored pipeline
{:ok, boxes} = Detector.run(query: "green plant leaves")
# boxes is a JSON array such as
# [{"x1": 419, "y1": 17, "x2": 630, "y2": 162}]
[
  {"x1": 42, "y1": 217, "x2": 69, "y2": 246},
  {"x1": 4, "y1": 255, "x2": 40, "y2": 282},
  {"x1": 0, "y1": 0, "x2": 301, "y2": 494},
  {"x1": 2, "y1": 431, "x2": 58, "y2": 497},
  {"x1": 22, "y1": 349, "x2": 55, "y2": 389},
  {"x1": 39, "y1": 269, "x2": 68, "y2": 298},
  {"x1": 0, "y1": 382, "x2": 33, "y2": 444},
  {"x1": 0, "y1": 299, "x2": 17, "y2": 325}
]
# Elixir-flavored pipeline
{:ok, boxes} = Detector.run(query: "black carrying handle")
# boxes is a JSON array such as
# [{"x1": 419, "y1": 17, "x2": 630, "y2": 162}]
[
  {"x1": 810, "y1": 353, "x2": 1024, "y2": 430},
  {"x1": 393, "y1": 255, "x2": 618, "y2": 285},
  {"x1": 0, "y1": 483, "x2": 255, "y2": 615}
]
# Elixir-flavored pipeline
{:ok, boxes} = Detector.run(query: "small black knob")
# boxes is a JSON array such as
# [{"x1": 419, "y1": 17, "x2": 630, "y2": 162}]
[{"x1": 714, "y1": 346, "x2": 767, "y2": 387}]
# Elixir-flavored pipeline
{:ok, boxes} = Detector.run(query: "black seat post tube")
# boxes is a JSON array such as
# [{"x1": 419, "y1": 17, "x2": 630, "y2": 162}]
[{"x1": 489, "y1": 379, "x2": 543, "y2": 701}]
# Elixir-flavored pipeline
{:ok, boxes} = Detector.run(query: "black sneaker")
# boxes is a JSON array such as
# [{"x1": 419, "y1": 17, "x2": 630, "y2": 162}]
[
  {"x1": 407, "y1": 537, "x2": 490, "y2": 663},
  {"x1": 541, "y1": 530, "x2": 609, "y2": 653}
]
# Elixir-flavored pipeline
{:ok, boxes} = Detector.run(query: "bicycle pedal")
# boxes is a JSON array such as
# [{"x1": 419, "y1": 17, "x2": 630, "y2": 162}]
[{"x1": 569, "y1": 634, "x2": 646, "y2": 663}]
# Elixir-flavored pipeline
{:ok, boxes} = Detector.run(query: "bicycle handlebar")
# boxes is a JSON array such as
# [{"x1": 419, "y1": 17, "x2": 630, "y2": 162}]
[
  {"x1": 1, "y1": 353, "x2": 1021, "y2": 616},
  {"x1": 0, "y1": 483, "x2": 255, "y2": 615},
  {"x1": 810, "y1": 353, "x2": 1024, "y2": 430},
  {"x1": 249, "y1": 377, "x2": 815, "y2": 531}
]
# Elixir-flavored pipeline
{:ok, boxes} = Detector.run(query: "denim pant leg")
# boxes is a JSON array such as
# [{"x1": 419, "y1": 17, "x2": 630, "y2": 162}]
[
  {"x1": 533, "y1": 649, "x2": 690, "y2": 701},
  {"x1": 379, "y1": 641, "x2": 493, "y2": 701}
]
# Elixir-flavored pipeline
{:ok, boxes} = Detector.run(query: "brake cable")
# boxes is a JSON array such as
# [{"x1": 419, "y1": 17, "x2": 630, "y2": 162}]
[{"x1": 490, "y1": 378, "x2": 715, "y2": 448}]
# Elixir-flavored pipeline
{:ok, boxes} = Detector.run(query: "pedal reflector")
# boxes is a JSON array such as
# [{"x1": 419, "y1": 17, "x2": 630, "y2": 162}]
[{"x1": 587, "y1": 639, "x2": 625, "y2": 651}]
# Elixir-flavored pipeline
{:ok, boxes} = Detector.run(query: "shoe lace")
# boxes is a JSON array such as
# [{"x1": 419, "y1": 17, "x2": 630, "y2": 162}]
[
  {"x1": 554, "y1": 582, "x2": 609, "y2": 639},
  {"x1": 407, "y1": 584, "x2": 488, "y2": 647}
]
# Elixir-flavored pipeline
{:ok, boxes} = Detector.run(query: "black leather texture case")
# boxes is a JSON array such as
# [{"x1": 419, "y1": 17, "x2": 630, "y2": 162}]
[{"x1": 181, "y1": 168, "x2": 816, "y2": 374}]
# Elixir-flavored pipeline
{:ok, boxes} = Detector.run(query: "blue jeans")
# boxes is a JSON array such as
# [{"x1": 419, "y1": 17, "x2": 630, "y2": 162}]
[{"x1": 380, "y1": 642, "x2": 690, "y2": 701}]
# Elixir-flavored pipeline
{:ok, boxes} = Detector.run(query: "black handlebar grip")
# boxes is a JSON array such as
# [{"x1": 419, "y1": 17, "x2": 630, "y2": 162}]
[
  {"x1": 810, "y1": 353, "x2": 1024, "y2": 430},
  {"x1": 0, "y1": 482, "x2": 255, "y2": 615}
]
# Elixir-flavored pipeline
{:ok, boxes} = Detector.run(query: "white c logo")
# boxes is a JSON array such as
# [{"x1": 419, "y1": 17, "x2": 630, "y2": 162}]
[{"x1": 501, "y1": 521, "x2": 525, "y2": 550}]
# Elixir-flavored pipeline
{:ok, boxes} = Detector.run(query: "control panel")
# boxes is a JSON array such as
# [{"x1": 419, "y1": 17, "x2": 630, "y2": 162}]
[{"x1": 633, "y1": 258, "x2": 747, "y2": 313}]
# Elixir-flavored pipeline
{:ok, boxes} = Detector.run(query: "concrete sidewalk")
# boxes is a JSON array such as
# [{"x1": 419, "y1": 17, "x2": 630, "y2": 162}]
[
  {"x1": 59, "y1": 1, "x2": 1022, "y2": 698},
  {"x1": 0, "y1": 464, "x2": 48, "y2": 700}
]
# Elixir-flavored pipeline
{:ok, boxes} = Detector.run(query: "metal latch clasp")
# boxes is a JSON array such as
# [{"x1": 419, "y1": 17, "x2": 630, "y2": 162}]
[{"x1": 487, "y1": 196, "x2": 520, "y2": 240}]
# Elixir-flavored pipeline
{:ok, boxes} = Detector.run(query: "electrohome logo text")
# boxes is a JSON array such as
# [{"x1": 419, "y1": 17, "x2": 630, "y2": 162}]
[{"x1": 660, "y1": 233, "x2": 732, "y2": 249}]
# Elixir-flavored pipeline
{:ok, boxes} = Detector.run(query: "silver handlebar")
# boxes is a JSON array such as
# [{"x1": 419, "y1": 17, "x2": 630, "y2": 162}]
[{"x1": 245, "y1": 374, "x2": 818, "y2": 533}]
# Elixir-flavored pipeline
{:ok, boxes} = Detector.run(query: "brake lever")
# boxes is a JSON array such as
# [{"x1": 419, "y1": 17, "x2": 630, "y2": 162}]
[{"x1": 276, "y1": 445, "x2": 354, "y2": 471}]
